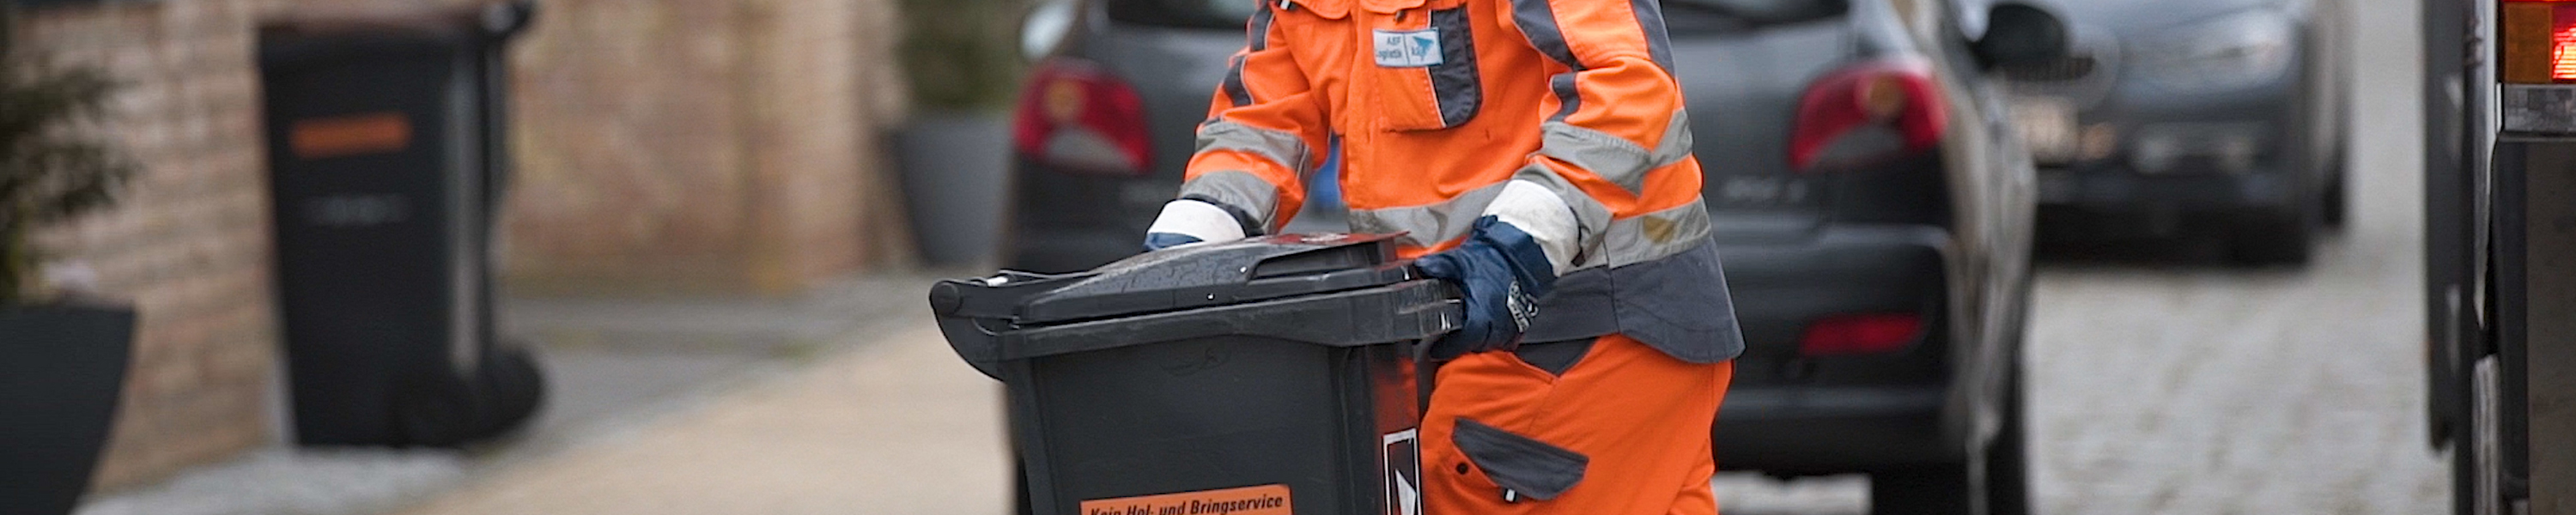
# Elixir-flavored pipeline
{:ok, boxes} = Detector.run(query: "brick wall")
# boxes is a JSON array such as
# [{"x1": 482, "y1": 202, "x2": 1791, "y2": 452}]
[
  {"x1": 19, "y1": 0, "x2": 908, "y2": 490},
  {"x1": 502, "y1": 0, "x2": 913, "y2": 296},
  {"x1": 24, "y1": 0, "x2": 277, "y2": 489}
]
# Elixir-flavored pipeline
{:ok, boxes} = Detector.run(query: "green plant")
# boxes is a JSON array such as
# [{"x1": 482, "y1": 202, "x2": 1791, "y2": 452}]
[
  {"x1": 0, "y1": 7, "x2": 131, "y2": 306},
  {"x1": 898, "y1": 0, "x2": 1029, "y2": 111}
]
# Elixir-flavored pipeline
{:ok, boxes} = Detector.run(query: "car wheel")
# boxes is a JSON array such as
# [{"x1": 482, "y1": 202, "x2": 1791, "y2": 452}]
[
  {"x1": 2322, "y1": 173, "x2": 2349, "y2": 229},
  {"x1": 2464, "y1": 356, "x2": 2505, "y2": 515},
  {"x1": 2228, "y1": 207, "x2": 2316, "y2": 266},
  {"x1": 1874, "y1": 348, "x2": 2028, "y2": 515},
  {"x1": 1870, "y1": 461, "x2": 1978, "y2": 515},
  {"x1": 1986, "y1": 366, "x2": 2032, "y2": 515}
]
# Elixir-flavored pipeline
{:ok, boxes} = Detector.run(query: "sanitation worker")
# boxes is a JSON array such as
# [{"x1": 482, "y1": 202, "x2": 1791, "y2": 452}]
[{"x1": 1139, "y1": 0, "x2": 1744, "y2": 511}]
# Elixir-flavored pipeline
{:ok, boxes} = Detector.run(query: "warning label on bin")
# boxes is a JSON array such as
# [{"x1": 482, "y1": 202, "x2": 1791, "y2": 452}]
[
  {"x1": 1384, "y1": 428, "x2": 1421, "y2": 515},
  {"x1": 1080, "y1": 484, "x2": 1291, "y2": 515}
]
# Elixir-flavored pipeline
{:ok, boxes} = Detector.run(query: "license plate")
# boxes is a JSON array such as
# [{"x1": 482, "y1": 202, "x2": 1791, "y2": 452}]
[{"x1": 2008, "y1": 97, "x2": 2079, "y2": 164}]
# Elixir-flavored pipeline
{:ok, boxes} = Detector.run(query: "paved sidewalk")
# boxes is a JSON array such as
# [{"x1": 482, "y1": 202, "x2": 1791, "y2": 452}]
[{"x1": 396, "y1": 322, "x2": 1012, "y2": 515}]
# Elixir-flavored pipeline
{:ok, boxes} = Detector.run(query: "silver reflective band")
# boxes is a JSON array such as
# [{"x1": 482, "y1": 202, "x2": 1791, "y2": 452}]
[
  {"x1": 1178, "y1": 170, "x2": 1282, "y2": 229},
  {"x1": 1346, "y1": 182, "x2": 1707, "y2": 270},
  {"x1": 1197, "y1": 118, "x2": 1312, "y2": 174},
  {"x1": 2504, "y1": 84, "x2": 2576, "y2": 135},
  {"x1": 1347, "y1": 181, "x2": 1510, "y2": 248},
  {"x1": 1598, "y1": 197, "x2": 1711, "y2": 269},
  {"x1": 1537, "y1": 111, "x2": 1691, "y2": 194}
]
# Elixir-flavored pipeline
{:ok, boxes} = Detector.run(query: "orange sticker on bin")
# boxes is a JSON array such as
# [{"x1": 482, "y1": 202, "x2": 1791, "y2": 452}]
[
  {"x1": 1079, "y1": 484, "x2": 1291, "y2": 515},
  {"x1": 289, "y1": 112, "x2": 411, "y2": 160}
]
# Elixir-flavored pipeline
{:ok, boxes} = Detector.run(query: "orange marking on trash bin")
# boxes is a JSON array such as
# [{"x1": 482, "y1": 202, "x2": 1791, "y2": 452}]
[
  {"x1": 1078, "y1": 484, "x2": 1291, "y2": 515},
  {"x1": 289, "y1": 112, "x2": 411, "y2": 159}
]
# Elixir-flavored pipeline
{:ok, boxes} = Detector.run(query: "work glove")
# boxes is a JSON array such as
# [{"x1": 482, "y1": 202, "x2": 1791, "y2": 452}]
[
  {"x1": 1144, "y1": 198, "x2": 1255, "y2": 251},
  {"x1": 1414, "y1": 215, "x2": 1558, "y2": 360}
]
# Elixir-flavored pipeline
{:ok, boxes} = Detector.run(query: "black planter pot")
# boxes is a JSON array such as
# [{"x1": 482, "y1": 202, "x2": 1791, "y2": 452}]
[
  {"x1": 0, "y1": 302, "x2": 136, "y2": 515},
  {"x1": 893, "y1": 111, "x2": 1010, "y2": 266}
]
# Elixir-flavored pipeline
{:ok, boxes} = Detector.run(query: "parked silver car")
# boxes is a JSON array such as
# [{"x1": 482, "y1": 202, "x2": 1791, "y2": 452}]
[{"x1": 2002, "y1": 0, "x2": 2350, "y2": 264}]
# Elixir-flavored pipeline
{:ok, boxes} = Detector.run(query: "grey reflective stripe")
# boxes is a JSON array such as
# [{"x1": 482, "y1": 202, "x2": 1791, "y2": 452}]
[
  {"x1": 1508, "y1": 0, "x2": 1581, "y2": 69},
  {"x1": 1196, "y1": 118, "x2": 1311, "y2": 173},
  {"x1": 1548, "y1": 72, "x2": 1581, "y2": 121},
  {"x1": 1179, "y1": 170, "x2": 1282, "y2": 229},
  {"x1": 1222, "y1": 5, "x2": 1275, "y2": 107},
  {"x1": 1222, "y1": 55, "x2": 1253, "y2": 107},
  {"x1": 1510, "y1": 162, "x2": 1616, "y2": 264},
  {"x1": 1347, "y1": 181, "x2": 1510, "y2": 248},
  {"x1": 1630, "y1": 0, "x2": 1674, "y2": 72},
  {"x1": 1428, "y1": 7, "x2": 1482, "y2": 127},
  {"x1": 1536, "y1": 110, "x2": 1692, "y2": 194},
  {"x1": 1248, "y1": 5, "x2": 1274, "y2": 52},
  {"x1": 1600, "y1": 197, "x2": 1710, "y2": 267}
]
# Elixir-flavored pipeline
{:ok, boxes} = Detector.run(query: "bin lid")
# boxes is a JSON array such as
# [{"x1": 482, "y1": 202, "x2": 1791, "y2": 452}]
[
  {"x1": 929, "y1": 233, "x2": 1459, "y2": 378},
  {"x1": 258, "y1": 1, "x2": 534, "y2": 69},
  {"x1": 1006, "y1": 233, "x2": 1414, "y2": 324}
]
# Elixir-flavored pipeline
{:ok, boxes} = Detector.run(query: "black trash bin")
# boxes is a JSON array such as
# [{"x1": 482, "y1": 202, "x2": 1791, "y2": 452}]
[
  {"x1": 256, "y1": 1, "x2": 544, "y2": 447},
  {"x1": 931, "y1": 233, "x2": 1460, "y2": 515}
]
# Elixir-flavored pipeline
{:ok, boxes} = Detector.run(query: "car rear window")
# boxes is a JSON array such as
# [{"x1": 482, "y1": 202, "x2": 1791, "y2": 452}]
[
  {"x1": 1104, "y1": 0, "x2": 1844, "y2": 32},
  {"x1": 1663, "y1": 0, "x2": 1848, "y2": 33},
  {"x1": 1109, "y1": 0, "x2": 1259, "y2": 29}
]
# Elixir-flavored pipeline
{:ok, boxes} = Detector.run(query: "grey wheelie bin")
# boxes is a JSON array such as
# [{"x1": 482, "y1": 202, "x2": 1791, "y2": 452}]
[
  {"x1": 930, "y1": 233, "x2": 1460, "y2": 515},
  {"x1": 257, "y1": 1, "x2": 544, "y2": 448}
]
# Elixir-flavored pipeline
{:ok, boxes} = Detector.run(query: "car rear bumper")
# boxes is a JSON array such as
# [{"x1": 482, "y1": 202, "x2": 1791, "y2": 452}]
[
  {"x1": 1716, "y1": 386, "x2": 1955, "y2": 474},
  {"x1": 999, "y1": 159, "x2": 1168, "y2": 274},
  {"x1": 1710, "y1": 222, "x2": 1961, "y2": 474},
  {"x1": 2037, "y1": 166, "x2": 2295, "y2": 211}
]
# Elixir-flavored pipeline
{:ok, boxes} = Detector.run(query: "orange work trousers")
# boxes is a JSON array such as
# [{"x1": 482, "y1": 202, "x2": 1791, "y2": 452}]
[{"x1": 1419, "y1": 334, "x2": 1733, "y2": 515}]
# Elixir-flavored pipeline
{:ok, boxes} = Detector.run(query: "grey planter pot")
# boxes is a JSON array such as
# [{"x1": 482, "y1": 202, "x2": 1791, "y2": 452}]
[
  {"x1": 0, "y1": 301, "x2": 135, "y2": 515},
  {"x1": 893, "y1": 111, "x2": 1012, "y2": 266}
]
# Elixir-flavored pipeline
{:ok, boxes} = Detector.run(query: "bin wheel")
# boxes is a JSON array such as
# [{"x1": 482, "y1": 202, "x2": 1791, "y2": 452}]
[
  {"x1": 392, "y1": 369, "x2": 483, "y2": 447},
  {"x1": 2227, "y1": 206, "x2": 2316, "y2": 266},
  {"x1": 470, "y1": 343, "x2": 548, "y2": 439}
]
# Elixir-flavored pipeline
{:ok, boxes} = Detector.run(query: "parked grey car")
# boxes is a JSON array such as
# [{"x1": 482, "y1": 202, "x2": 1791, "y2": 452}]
[
  {"x1": 2002, "y1": 0, "x2": 2349, "y2": 264},
  {"x1": 1005, "y1": 0, "x2": 2063, "y2": 511}
]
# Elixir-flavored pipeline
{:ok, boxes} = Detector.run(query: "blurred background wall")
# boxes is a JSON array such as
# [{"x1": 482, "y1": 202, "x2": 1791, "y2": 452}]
[
  {"x1": 15, "y1": 0, "x2": 912, "y2": 490},
  {"x1": 501, "y1": 0, "x2": 915, "y2": 296}
]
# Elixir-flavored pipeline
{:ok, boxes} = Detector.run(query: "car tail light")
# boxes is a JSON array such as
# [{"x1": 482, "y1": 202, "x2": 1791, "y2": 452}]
[
  {"x1": 2500, "y1": 0, "x2": 2576, "y2": 133},
  {"x1": 1797, "y1": 313, "x2": 1926, "y2": 357},
  {"x1": 2500, "y1": 0, "x2": 2576, "y2": 83},
  {"x1": 1013, "y1": 58, "x2": 1152, "y2": 176},
  {"x1": 1787, "y1": 58, "x2": 1947, "y2": 171}
]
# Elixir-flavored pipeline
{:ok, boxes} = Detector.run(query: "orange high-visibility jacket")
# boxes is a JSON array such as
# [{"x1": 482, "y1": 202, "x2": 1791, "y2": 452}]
[{"x1": 1177, "y1": 0, "x2": 1744, "y2": 361}]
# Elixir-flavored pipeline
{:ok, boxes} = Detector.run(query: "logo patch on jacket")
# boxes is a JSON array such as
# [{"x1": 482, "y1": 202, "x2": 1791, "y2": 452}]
[{"x1": 1373, "y1": 29, "x2": 1443, "y2": 68}]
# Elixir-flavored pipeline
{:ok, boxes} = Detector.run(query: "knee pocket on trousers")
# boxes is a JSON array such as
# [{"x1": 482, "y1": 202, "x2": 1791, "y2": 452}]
[{"x1": 1451, "y1": 417, "x2": 1589, "y2": 500}]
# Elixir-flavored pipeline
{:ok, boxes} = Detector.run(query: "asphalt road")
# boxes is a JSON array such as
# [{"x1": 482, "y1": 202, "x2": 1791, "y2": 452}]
[{"x1": 1713, "y1": 0, "x2": 2451, "y2": 512}]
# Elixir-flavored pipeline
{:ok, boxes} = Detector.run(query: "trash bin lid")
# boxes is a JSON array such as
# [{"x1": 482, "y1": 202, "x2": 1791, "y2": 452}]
[
  {"x1": 258, "y1": 1, "x2": 535, "y2": 70},
  {"x1": 1011, "y1": 233, "x2": 1414, "y2": 324}
]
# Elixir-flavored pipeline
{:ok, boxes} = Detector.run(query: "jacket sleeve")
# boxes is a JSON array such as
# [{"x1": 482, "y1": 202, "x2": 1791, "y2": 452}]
[
  {"x1": 1486, "y1": 0, "x2": 1696, "y2": 272},
  {"x1": 1180, "y1": 4, "x2": 1334, "y2": 234}
]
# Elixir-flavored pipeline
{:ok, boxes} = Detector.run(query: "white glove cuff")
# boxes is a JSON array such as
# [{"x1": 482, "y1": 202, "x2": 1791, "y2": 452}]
[
  {"x1": 1485, "y1": 179, "x2": 1582, "y2": 274},
  {"x1": 1146, "y1": 199, "x2": 1249, "y2": 246}
]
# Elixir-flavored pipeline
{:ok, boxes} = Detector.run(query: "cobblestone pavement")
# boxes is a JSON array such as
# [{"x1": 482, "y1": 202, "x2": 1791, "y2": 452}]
[{"x1": 1713, "y1": 0, "x2": 2452, "y2": 512}]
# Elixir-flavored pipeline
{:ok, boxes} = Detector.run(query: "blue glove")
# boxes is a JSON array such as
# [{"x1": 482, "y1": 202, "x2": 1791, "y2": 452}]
[
  {"x1": 1143, "y1": 233, "x2": 1204, "y2": 251},
  {"x1": 1413, "y1": 215, "x2": 1558, "y2": 360}
]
